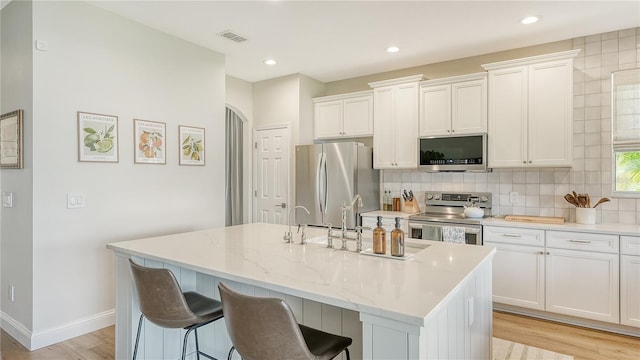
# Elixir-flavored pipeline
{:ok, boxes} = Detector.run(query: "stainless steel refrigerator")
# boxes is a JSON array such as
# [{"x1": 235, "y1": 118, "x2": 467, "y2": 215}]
[{"x1": 295, "y1": 142, "x2": 380, "y2": 229}]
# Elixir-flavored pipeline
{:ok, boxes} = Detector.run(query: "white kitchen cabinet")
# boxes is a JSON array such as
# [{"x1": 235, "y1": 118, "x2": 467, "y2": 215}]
[
  {"x1": 313, "y1": 90, "x2": 373, "y2": 139},
  {"x1": 545, "y1": 231, "x2": 619, "y2": 324},
  {"x1": 621, "y1": 236, "x2": 640, "y2": 328},
  {"x1": 419, "y1": 73, "x2": 487, "y2": 136},
  {"x1": 483, "y1": 50, "x2": 580, "y2": 168},
  {"x1": 483, "y1": 226, "x2": 545, "y2": 310},
  {"x1": 369, "y1": 75, "x2": 422, "y2": 169}
]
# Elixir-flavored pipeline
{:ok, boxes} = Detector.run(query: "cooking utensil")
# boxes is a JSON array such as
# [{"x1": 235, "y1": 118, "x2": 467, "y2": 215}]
[
  {"x1": 586, "y1": 193, "x2": 591, "y2": 208},
  {"x1": 593, "y1": 197, "x2": 610, "y2": 208},
  {"x1": 564, "y1": 194, "x2": 579, "y2": 207}
]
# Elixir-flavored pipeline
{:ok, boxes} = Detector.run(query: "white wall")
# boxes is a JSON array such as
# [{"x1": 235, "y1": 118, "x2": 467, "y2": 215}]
[
  {"x1": 298, "y1": 74, "x2": 325, "y2": 145},
  {"x1": 226, "y1": 75, "x2": 253, "y2": 223},
  {"x1": 1, "y1": 1, "x2": 226, "y2": 349},
  {"x1": 0, "y1": 0, "x2": 34, "y2": 337}
]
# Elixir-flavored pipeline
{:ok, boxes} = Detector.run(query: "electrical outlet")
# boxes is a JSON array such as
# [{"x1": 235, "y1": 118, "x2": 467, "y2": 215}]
[
  {"x1": 9, "y1": 284, "x2": 15, "y2": 302},
  {"x1": 509, "y1": 192, "x2": 518, "y2": 203}
]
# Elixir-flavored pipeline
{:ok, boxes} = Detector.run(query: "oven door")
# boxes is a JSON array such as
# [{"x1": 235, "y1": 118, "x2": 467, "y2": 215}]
[{"x1": 409, "y1": 221, "x2": 482, "y2": 245}]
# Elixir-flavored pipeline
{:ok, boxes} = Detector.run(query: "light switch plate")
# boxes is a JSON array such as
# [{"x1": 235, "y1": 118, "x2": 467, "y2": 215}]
[
  {"x1": 67, "y1": 192, "x2": 86, "y2": 209},
  {"x1": 2, "y1": 192, "x2": 13, "y2": 208}
]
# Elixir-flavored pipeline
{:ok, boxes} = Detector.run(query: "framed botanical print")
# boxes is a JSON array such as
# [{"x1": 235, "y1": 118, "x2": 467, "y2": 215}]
[
  {"x1": 78, "y1": 111, "x2": 118, "y2": 162},
  {"x1": 178, "y1": 125, "x2": 205, "y2": 166},
  {"x1": 134, "y1": 119, "x2": 166, "y2": 164}
]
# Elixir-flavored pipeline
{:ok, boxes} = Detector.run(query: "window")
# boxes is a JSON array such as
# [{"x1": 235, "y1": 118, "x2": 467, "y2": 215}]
[{"x1": 611, "y1": 68, "x2": 640, "y2": 197}]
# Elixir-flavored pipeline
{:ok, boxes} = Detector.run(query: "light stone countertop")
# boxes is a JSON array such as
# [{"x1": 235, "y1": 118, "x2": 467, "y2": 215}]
[
  {"x1": 107, "y1": 222, "x2": 495, "y2": 326},
  {"x1": 483, "y1": 217, "x2": 640, "y2": 237}
]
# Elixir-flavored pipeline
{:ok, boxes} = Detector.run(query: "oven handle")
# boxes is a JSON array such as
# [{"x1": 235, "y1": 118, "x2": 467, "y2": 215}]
[{"x1": 409, "y1": 222, "x2": 481, "y2": 233}]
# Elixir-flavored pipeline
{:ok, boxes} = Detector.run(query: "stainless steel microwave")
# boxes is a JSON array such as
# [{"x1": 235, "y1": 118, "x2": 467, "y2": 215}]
[{"x1": 418, "y1": 134, "x2": 488, "y2": 172}]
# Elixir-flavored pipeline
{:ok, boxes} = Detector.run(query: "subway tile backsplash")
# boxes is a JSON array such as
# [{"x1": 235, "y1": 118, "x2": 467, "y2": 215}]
[{"x1": 383, "y1": 27, "x2": 640, "y2": 225}]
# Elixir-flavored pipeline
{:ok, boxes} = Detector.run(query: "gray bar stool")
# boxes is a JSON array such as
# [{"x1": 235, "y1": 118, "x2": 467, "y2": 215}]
[
  {"x1": 128, "y1": 259, "x2": 224, "y2": 360},
  {"x1": 218, "y1": 282, "x2": 352, "y2": 360}
]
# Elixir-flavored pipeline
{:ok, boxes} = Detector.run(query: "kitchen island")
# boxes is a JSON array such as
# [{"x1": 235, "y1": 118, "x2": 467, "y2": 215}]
[{"x1": 107, "y1": 223, "x2": 495, "y2": 359}]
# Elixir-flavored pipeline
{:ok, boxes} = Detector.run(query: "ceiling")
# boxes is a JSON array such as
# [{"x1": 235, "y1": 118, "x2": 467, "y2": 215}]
[{"x1": 83, "y1": 1, "x2": 639, "y2": 83}]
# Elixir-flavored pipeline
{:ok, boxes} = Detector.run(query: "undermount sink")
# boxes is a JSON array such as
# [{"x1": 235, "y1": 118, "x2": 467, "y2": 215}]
[{"x1": 304, "y1": 234, "x2": 430, "y2": 255}]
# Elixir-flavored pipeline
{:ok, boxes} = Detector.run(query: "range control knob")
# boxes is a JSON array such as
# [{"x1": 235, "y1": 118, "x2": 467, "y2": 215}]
[
  {"x1": 426, "y1": 193, "x2": 433, "y2": 200},
  {"x1": 480, "y1": 195, "x2": 489, "y2": 202},
  {"x1": 433, "y1": 193, "x2": 441, "y2": 200}
]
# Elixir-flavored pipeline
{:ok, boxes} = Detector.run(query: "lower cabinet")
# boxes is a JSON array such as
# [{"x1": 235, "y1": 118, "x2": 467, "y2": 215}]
[
  {"x1": 621, "y1": 236, "x2": 640, "y2": 327},
  {"x1": 545, "y1": 248, "x2": 619, "y2": 323},
  {"x1": 485, "y1": 226, "x2": 632, "y2": 327},
  {"x1": 484, "y1": 241, "x2": 545, "y2": 310}
]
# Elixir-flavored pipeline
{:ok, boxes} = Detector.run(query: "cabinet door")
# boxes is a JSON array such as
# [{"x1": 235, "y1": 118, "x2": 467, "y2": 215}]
[
  {"x1": 343, "y1": 95, "x2": 373, "y2": 137},
  {"x1": 621, "y1": 254, "x2": 640, "y2": 328},
  {"x1": 314, "y1": 100, "x2": 343, "y2": 139},
  {"x1": 528, "y1": 59, "x2": 573, "y2": 166},
  {"x1": 419, "y1": 84, "x2": 451, "y2": 136},
  {"x1": 485, "y1": 241, "x2": 545, "y2": 310},
  {"x1": 546, "y1": 248, "x2": 619, "y2": 323},
  {"x1": 393, "y1": 82, "x2": 419, "y2": 168},
  {"x1": 452, "y1": 78, "x2": 487, "y2": 135},
  {"x1": 373, "y1": 87, "x2": 396, "y2": 169},
  {"x1": 487, "y1": 66, "x2": 528, "y2": 168}
]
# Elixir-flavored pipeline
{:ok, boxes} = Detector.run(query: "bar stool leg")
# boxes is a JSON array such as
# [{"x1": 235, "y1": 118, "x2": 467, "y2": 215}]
[
  {"x1": 132, "y1": 314, "x2": 144, "y2": 360},
  {"x1": 182, "y1": 328, "x2": 195, "y2": 360},
  {"x1": 345, "y1": 348, "x2": 351, "y2": 360},
  {"x1": 194, "y1": 328, "x2": 201, "y2": 360},
  {"x1": 227, "y1": 346, "x2": 236, "y2": 360}
]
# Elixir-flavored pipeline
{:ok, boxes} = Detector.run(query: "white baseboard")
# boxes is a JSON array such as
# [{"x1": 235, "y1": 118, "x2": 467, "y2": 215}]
[
  {"x1": 1, "y1": 311, "x2": 33, "y2": 349},
  {"x1": 1, "y1": 309, "x2": 115, "y2": 351}
]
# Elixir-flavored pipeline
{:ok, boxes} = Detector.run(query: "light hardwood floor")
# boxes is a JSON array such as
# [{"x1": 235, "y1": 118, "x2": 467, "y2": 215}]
[
  {"x1": 1, "y1": 312, "x2": 638, "y2": 359},
  {"x1": 493, "y1": 311, "x2": 640, "y2": 360}
]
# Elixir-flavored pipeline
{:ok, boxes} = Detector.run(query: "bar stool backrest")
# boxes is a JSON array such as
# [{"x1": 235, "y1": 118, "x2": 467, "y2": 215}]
[
  {"x1": 218, "y1": 282, "x2": 315, "y2": 360},
  {"x1": 129, "y1": 259, "x2": 199, "y2": 328}
]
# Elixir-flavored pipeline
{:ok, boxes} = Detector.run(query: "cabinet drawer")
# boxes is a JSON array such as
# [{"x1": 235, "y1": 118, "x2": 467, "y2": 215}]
[
  {"x1": 483, "y1": 226, "x2": 544, "y2": 246},
  {"x1": 621, "y1": 236, "x2": 640, "y2": 256},
  {"x1": 547, "y1": 231, "x2": 619, "y2": 253}
]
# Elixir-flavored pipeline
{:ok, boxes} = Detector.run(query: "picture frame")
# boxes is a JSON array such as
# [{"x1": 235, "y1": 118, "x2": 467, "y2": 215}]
[
  {"x1": 134, "y1": 119, "x2": 166, "y2": 164},
  {"x1": 78, "y1": 111, "x2": 119, "y2": 162},
  {"x1": 0, "y1": 109, "x2": 24, "y2": 169},
  {"x1": 178, "y1": 125, "x2": 205, "y2": 166}
]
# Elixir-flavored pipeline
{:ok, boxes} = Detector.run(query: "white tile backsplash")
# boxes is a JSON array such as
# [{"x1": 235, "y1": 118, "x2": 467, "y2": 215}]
[{"x1": 382, "y1": 27, "x2": 640, "y2": 225}]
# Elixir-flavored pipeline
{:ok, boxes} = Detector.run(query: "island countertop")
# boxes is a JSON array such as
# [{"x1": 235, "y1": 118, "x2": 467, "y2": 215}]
[{"x1": 107, "y1": 222, "x2": 495, "y2": 326}]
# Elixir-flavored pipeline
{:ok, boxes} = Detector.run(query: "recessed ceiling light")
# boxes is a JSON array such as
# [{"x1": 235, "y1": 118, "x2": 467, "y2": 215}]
[
  {"x1": 386, "y1": 46, "x2": 400, "y2": 53},
  {"x1": 521, "y1": 16, "x2": 540, "y2": 25},
  {"x1": 264, "y1": 59, "x2": 276, "y2": 66}
]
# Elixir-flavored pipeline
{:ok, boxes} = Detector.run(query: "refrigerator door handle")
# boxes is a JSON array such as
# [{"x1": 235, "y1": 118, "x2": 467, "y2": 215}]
[
  {"x1": 316, "y1": 152, "x2": 325, "y2": 216},
  {"x1": 320, "y1": 152, "x2": 328, "y2": 216}
]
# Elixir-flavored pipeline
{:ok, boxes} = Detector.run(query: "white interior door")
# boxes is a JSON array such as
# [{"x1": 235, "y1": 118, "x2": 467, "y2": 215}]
[{"x1": 254, "y1": 126, "x2": 290, "y2": 224}]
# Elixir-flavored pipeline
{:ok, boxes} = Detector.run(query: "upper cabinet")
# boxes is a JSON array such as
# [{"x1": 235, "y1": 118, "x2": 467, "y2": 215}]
[
  {"x1": 419, "y1": 73, "x2": 487, "y2": 137},
  {"x1": 369, "y1": 75, "x2": 423, "y2": 169},
  {"x1": 313, "y1": 90, "x2": 373, "y2": 140},
  {"x1": 482, "y1": 50, "x2": 580, "y2": 168}
]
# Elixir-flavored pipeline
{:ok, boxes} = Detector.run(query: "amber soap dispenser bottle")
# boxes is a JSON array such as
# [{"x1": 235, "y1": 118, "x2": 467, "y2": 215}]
[
  {"x1": 391, "y1": 217, "x2": 405, "y2": 257},
  {"x1": 373, "y1": 216, "x2": 386, "y2": 254}
]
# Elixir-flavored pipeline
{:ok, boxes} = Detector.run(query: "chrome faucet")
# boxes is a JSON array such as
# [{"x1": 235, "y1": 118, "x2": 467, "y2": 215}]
[
  {"x1": 340, "y1": 194, "x2": 363, "y2": 239},
  {"x1": 284, "y1": 205, "x2": 310, "y2": 243}
]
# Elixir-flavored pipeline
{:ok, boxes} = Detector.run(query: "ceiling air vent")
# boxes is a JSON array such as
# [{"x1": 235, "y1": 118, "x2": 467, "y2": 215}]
[{"x1": 218, "y1": 30, "x2": 248, "y2": 43}]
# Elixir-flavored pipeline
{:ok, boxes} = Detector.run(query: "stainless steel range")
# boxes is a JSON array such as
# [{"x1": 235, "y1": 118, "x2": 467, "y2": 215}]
[{"x1": 408, "y1": 192, "x2": 492, "y2": 245}]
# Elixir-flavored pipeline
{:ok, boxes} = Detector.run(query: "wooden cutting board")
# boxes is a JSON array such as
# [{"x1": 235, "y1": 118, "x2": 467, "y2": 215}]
[{"x1": 504, "y1": 215, "x2": 565, "y2": 224}]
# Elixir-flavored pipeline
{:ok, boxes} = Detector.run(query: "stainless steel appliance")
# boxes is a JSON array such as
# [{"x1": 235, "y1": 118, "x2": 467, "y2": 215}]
[
  {"x1": 295, "y1": 142, "x2": 379, "y2": 229},
  {"x1": 408, "y1": 192, "x2": 492, "y2": 245},
  {"x1": 418, "y1": 133, "x2": 488, "y2": 172}
]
